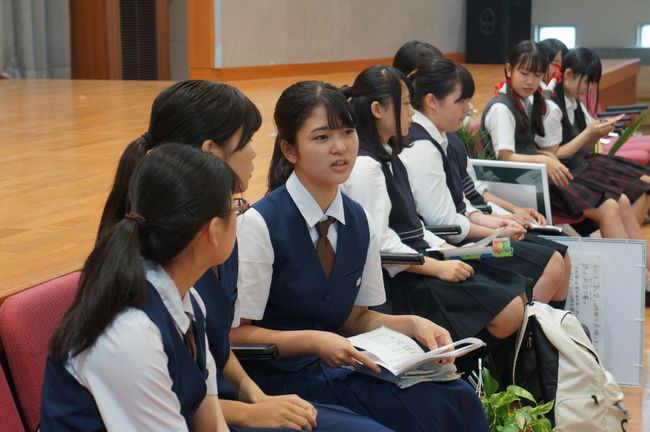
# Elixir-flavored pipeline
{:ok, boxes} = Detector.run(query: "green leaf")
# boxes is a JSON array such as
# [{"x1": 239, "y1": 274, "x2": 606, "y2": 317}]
[
  {"x1": 496, "y1": 423, "x2": 519, "y2": 432},
  {"x1": 507, "y1": 385, "x2": 536, "y2": 403},
  {"x1": 492, "y1": 392, "x2": 519, "y2": 408},
  {"x1": 529, "y1": 400, "x2": 554, "y2": 416},
  {"x1": 608, "y1": 111, "x2": 650, "y2": 156},
  {"x1": 482, "y1": 367, "x2": 500, "y2": 397},
  {"x1": 532, "y1": 417, "x2": 553, "y2": 432}
]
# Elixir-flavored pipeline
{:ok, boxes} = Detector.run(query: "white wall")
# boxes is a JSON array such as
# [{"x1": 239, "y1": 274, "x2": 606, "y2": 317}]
[
  {"x1": 532, "y1": 0, "x2": 649, "y2": 48},
  {"x1": 216, "y1": 0, "x2": 466, "y2": 68}
]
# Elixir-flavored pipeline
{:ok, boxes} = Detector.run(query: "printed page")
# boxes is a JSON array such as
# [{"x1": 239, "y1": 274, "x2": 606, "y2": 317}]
[{"x1": 347, "y1": 326, "x2": 424, "y2": 374}]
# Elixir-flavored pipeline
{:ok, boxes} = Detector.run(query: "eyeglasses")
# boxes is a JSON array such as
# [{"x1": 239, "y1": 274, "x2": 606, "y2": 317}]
[{"x1": 232, "y1": 197, "x2": 250, "y2": 216}]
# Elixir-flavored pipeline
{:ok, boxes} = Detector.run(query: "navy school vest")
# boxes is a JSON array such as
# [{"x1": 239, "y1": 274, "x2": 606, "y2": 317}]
[
  {"x1": 447, "y1": 132, "x2": 488, "y2": 207},
  {"x1": 194, "y1": 244, "x2": 238, "y2": 369},
  {"x1": 40, "y1": 282, "x2": 208, "y2": 431},
  {"x1": 194, "y1": 244, "x2": 238, "y2": 398},
  {"x1": 404, "y1": 122, "x2": 467, "y2": 214},
  {"x1": 252, "y1": 185, "x2": 369, "y2": 371},
  {"x1": 480, "y1": 93, "x2": 539, "y2": 156},
  {"x1": 358, "y1": 148, "x2": 429, "y2": 251}
]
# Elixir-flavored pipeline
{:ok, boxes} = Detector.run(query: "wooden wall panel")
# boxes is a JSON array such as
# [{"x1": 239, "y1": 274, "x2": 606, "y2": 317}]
[
  {"x1": 188, "y1": 0, "x2": 215, "y2": 75},
  {"x1": 70, "y1": 0, "x2": 121, "y2": 79}
]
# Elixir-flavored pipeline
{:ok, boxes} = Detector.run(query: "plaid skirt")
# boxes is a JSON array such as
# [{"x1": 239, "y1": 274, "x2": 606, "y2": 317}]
[{"x1": 550, "y1": 153, "x2": 650, "y2": 219}]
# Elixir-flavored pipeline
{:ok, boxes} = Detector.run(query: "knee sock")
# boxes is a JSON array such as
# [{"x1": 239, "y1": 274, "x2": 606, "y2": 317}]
[{"x1": 548, "y1": 299, "x2": 566, "y2": 310}]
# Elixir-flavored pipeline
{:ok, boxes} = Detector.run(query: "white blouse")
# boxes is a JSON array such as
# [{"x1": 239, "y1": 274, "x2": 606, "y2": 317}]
[
  {"x1": 236, "y1": 171, "x2": 387, "y2": 322},
  {"x1": 564, "y1": 96, "x2": 596, "y2": 126},
  {"x1": 342, "y1": 146, "x2": 445, "y2": 277},
  {"x1": 66, "y1": 261, "x2": 218, "y2": 432},
  {"x1": 399, "y1": 111, "x2": 480, "y2": 244},
  {"x1": 483, "y1": 86, "x2": 563, "y2": 155}
]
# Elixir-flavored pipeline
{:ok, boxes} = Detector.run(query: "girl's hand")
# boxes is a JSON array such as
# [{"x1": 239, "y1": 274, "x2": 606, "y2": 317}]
[
  {"x1": 503, "y1": 225, "x2": 526, "y2": 240},
  {"x1": 410, "y1": 317, "x2": 455, "y2": 364},
  {"x1": 314, "y1": 332, "x2": 381, "y2": 372},
  {"x1": 436, "y1": 260, "x2": 474, "y2": 282},
  {"x1": 544, "y1": 156, "x2": 573, "y2": 187},
  {"x1": 498, "y1": 213, "x2": 532, "y2": 228},
  {"x1": 243, "y1": 395, "x2": 318, "y2": 431},
  {"x1": 512, "y1": 207, "x2": 546, "y2": 225},
  {"x1": 586, "y1": 117, "x2": 618, "y2": 139},
  {"x1": 488, "y1": 214, "x2": 526, "y2": 231}
]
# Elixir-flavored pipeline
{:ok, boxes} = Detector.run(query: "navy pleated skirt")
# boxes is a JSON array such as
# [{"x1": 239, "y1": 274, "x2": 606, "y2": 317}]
[
  {"x1": 482, "y1": 236, "x2": 565, "y2": 288},
  {"x1": 244, "y1": 360, "x2": 489, "y2": 432},
  {"x1": 386, "y1": 260, "x2": 526, "y2": 341}
]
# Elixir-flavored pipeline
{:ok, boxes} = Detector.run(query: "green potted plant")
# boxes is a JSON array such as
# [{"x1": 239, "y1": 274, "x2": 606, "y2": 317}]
[{"x1": 480, "y1": 367, "x2": 554, "y2": 432}]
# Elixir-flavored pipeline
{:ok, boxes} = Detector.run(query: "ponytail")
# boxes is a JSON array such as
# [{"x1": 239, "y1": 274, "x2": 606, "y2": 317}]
[
  {"x1": 97, "y1": 136, "x2": 150, "y2": 241},
  {"x1": 267, "y1": 135, "x2": 295, "y2": 192},
  {"x1": 51, "y1": 218, "x2": 146, "y2": 361}
]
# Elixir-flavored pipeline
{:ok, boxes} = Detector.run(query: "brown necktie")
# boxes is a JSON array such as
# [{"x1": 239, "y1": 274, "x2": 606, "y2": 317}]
[
  {"x1": 316, "y1": 216, "x2": 336, "y2": 277},
  {"x1": 184, "y1": 314, "x2": 197, "y2": 361}
]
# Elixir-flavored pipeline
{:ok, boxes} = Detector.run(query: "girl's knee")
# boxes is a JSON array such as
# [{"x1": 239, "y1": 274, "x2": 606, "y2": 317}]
[
  {"x1": 595, "y1": 199, "x2": 620, "y2": 220},
  {"x1": 490, "y1": 296, "x2": 524, "y2": 338}
]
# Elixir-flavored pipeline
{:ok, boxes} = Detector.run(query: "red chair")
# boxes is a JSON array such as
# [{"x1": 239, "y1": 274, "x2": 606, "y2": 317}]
[
  {"x1": 0, "y1": 365, "x2": 24, "y2": 432},
  {"x1": 0, "y1": 272, "x2": 81, "y2": 431}
]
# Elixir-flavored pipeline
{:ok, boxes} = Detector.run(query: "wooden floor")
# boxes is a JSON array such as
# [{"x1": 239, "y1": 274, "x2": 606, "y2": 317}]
[{"x1": 0, "y1": 63, "x2": 648, "y2": 429}]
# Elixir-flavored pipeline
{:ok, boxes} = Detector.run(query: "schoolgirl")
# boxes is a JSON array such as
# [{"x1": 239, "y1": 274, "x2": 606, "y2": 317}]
[
  {"x1": 480, "y1": 41, "x2": 650, "y2": 276},
  {"x1": 397, "y1": 56, "x2": 569, "y2": 305},
  {"x1": 340, "y1": 65, "x2": 527, "y2": 352},
  {"x1": 41, "y1": 144, "x2": 237, "y2": 430},
  {"x1": 97, "y1": 80, "x2": 376, "y2": 431},
  {"x1": 547, "y1": 47, "x2": 650, "y2": 226},
  {"x1": 538, "y1": 38, "x2": 568, "y2": 93},
  {"x1": 392, "y1": 40, "x2": 443, "y2": 78},
  {"x1": 231, "y1": 80, "x2": 489, "y2": 431}
]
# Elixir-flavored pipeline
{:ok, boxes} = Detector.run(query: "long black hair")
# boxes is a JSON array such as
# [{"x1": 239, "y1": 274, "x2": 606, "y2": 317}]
[
  {"x1": 342, "y1": 66, "x2": 410, "y2": 160},
  {"x1": 504, "y1": 41, "x2": 549, "y2": 137},
  {"x1": 392, "y1": 41, "x2": 443, "y2": 76},
  {"x1": 50, "y1": 144, "x2": 237, "y2": 361},
  {"x1": 554, "y1": 47, "x2": 602, "y2": 142},
  {"x1": 538, "y1": 38, "x2": 569, "y2": 64},
  {"x1": 411, "y1": 57, "x2": 475, "y2": 111},
  {"x1": 267, "y1": 81, "x2": 356, "y2": 191},
  {"x1": 98, "y1": 80, "x2": 261, "y2": 239}
]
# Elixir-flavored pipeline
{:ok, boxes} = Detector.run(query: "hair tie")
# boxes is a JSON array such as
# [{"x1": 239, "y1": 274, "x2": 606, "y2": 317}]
[
  {"x1": 407, "y1": 69, "x2": 417, "y2": 79},
  {"x1": 124, "y1": 212, "x2": 146, "y2": 227},
  {"x1": 494, "y1": 78, "x2": 511, "y2": 94},
  {"x1": 141, "y1": 132, "x2": 155, "y2": 149}
]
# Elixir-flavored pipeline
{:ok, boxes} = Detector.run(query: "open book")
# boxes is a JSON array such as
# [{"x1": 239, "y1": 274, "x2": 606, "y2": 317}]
[
  {"x1": 347, "y1": 326, "x2": 485, "y2": 388},
  {"x1": 429, "y1": 225, "x2": 513, "y2": 261}
]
